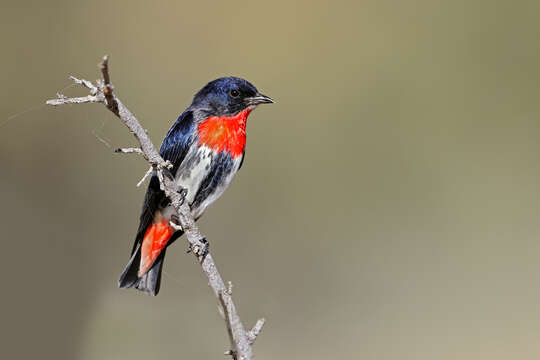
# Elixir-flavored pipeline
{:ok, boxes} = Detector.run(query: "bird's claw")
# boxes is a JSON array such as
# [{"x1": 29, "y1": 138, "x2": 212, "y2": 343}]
[
  {"x1": 186, "y1": 237, "x2": 209, "y2": 258},
  {"x1": 161, "y1": 167, "x2": 175, "y2": 182},
  {"x1": 169, "y1": 216, "x2": 183, "y2": 231},
  {"x1": 177, "y1": 187, "x2": 188, "y2": 206}
]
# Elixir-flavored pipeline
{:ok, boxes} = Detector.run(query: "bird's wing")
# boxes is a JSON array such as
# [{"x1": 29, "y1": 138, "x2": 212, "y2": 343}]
[
  {"x1": 130, "y1": 110, "x2": 196, "y2": 253},
  {"x1": 159, "y1": 110, "x2": 197, "y2": 176}
]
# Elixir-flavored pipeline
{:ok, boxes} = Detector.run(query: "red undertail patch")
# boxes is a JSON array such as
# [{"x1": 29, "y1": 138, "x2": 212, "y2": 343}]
[{"x1": 139, "y1": 219, "x2": 174, "y2": 276}]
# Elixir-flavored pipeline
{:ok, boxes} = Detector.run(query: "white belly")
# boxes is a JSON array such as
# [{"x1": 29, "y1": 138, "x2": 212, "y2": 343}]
[
  {"x1": 161, "y1": 144, "x2": 242, "y2": 220},
  {"x1": 176, "y1": 145, "x2": 214, "y2": 204},
  {"x1": 191, "y1": 161, "x2": 240, "y2": 218}
]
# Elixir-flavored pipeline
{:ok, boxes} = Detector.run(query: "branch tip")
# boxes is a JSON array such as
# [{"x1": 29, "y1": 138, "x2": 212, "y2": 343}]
[
  {"x1": 100, "y1": 55, "x2": 111, "y2": 85},
  {"x1": 247, "y1": 318, "x2": 266, "y2": 344}
]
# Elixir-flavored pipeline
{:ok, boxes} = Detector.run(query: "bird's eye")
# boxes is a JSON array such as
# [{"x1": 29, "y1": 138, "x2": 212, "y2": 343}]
[{"x1": 229, "y1": 89, "x2": 240, "y2": 98}]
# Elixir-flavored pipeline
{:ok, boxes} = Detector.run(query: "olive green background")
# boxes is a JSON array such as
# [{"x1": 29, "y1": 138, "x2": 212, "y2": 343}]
[{"x1": 2, "y1": 1, "x2": 540, "y2": 359}]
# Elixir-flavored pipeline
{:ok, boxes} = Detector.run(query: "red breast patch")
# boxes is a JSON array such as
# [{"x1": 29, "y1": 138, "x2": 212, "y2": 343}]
[{"x1": 197, "y1": 108, "x2": 251, "y2": 158}]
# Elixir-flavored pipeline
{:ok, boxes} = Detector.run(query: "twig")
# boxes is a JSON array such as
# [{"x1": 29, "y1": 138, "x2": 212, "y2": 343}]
[
  {"x1": 46, "y1": 56, "x2": 263, "y2": 360},
  {"x1": 46, "y1": 94, "x2": 99, "y2": 106},
  {"x1": 219, "y1": 290, "x2": 239, "y2": 360},
  {"x1": 99, "y1": 55, "x2": 119, "y2": 115},
  {"x1": 247, "y1": 318, "x2": 266, "y2": 345},
  {"x1": 69, "y1": 76, "x2": 97, "y2": 93},
  {"x1": 136, "y1": 166, "x2": 153, "y2": 187},
  {"x1": 114, "y1": 147, "x2": 144, "y2": 155}
]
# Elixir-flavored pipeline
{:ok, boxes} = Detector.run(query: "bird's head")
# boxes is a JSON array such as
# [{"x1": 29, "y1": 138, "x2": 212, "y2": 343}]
[{"x1": 191, "y1": 77, "x2": 273, "y2": 117}]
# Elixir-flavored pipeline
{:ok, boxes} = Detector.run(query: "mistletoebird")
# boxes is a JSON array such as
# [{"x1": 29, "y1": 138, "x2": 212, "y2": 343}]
[{"x1": 119, "y1": 77, "x2": 273, "y2": 295}]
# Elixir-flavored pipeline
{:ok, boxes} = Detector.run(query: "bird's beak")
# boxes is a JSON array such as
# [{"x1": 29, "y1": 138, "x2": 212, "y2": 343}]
[{"x1": 246, "y1": 93, "x2": 274, "y2": 106}]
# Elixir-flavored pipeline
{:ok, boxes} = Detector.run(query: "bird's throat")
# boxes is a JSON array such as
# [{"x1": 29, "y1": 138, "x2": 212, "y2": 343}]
[{"x1": 197, "y1": 108, "x2": 251, "y2": 158}]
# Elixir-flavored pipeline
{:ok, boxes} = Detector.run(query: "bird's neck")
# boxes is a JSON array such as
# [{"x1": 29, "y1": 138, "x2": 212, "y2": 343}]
[{"x1": 197, "y1": 108, "x2": 251, "y2": 158}]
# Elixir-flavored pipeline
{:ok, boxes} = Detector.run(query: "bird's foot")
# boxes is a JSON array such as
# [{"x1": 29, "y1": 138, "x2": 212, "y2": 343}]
[
  {"x1": 177, "y1": 186, "x2": 188, "y2": 206},
  {"x1": 161, "y1": 167, "x2": 175, "y2": 182},
  {"x1": 187, "y1": 237, "x2": 209, "y2": 259},
  {"x1": 169, "y1": 215, "x2": 183, "y2": 231},
  {"x1": 161, "y1": 186, "x2": 187, "y2": 208}
]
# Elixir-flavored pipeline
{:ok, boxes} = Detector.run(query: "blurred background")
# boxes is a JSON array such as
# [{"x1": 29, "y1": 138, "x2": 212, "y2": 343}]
[{"x1": 2, "y1": 1, "x2": 540, "y2": 359}]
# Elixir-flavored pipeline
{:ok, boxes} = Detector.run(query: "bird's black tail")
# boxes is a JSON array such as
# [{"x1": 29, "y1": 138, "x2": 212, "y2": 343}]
[{"x1": 118, "y1": 244, "x2": 166, "y2": 296}]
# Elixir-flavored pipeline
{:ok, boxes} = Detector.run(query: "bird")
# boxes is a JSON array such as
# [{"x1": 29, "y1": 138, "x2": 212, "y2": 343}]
[{"x1": 118, "y1": 77, "x2": 273, "y2": 295}]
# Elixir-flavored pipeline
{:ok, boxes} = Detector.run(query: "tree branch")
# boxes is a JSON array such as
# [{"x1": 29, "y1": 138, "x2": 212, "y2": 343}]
[{"x1": 46, "y1": 55, "x2": 264, "y2": 360}]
